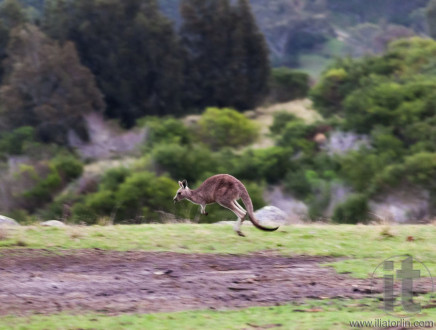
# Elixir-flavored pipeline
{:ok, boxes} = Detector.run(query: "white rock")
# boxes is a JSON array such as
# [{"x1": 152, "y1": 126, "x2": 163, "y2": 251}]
[
  {"x1": 0, "y1": 215, "x2": 20, "y2": 226},
  {"x1": 41, "y1": 220, "x2": 66, "y2": 227},
  {"x1": 254, "y1": 206, "x2": 289, "y2": 226}
]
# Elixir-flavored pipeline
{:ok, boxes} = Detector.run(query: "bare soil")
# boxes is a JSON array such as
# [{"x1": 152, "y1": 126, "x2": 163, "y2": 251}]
[{"x1": 0, "y1": 249, "x2": 431, "y2": 315}]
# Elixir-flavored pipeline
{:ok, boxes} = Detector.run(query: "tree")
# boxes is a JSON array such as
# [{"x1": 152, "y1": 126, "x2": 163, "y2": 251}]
[
  {"x1": 229, "y1": 0, "x2": 270, "y2": 109},
  {"x1": 0, "y1": 0, "x2": 27, "y2": 79},
  {"x1": 44, "y1": 0, "x2": 183, "y2": 127},
  {"x1": 427, "y1": 0, "x2": 436, "y2": 39},
  {"x1": 180, "y1": 0, "x2": 270, "y2": 110},
  {"x1": 0, "y1": 24, "x2": 104, "y2": 144}
]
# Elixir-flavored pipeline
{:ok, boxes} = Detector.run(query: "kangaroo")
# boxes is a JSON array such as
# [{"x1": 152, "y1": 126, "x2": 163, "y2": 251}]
[{"x1": 173, "y1": 174, "x2": 279, "y2": 237}]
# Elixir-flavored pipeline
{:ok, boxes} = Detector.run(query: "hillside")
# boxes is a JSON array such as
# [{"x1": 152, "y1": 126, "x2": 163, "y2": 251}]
[
  {"x1": 5, "y1": 0, "x2": 433, "y2": 77},
  {"x1": 158, "y1": 0, "x2": 431, "y2": 76}
]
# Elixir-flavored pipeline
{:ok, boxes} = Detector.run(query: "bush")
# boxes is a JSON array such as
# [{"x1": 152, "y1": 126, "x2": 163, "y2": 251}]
[
  {"x1": 142, "y1": 117, "x2": 192, "y2": 148},
  {"x1": 270, "y1": 112, "x2": 299, "y2": 136},
  {"x1": 52, "y1": 154, "x2": 84, "y2": 181},
  {"x1": 0, "y1": 126, "x2": 35, "y2": 155},
  {"x1": 311, "y1": 67, "x2": 349, "y2": 117},
  {"x1": 276, "y1": 120, "x2": 316, "y2": 155},
  {"x1": 332, "y1": 193, "x2": 369, "y2": 224},
  {"x1": 100, "y1": 167, "x2": 130, "y2": 191},
  {"x1": 114, "y1": 172, "x2": 179, "y2": 222},
  {"x1": 232, "y1": 147, "x2": 292, "y2": 184},
  {"x1": 197, "y1": 107, "x2": 259, "y2": 149},
  {"x1": 269, "y1": 68, "x2": 309, "y2": 103},
  {"x1": 152, "y1": 143, "x2": 218, "y2": 182},
  {"x1": 20, "y1": 163, "x2": 62, "y2": 209},
  {"x1": 70, "y1": 169, "x2": 180, "y2": 224},
  {"x1": 85, "y1": 190, "x2": 115, "y2": 216},
  {"x1": 284, "y1": 169, "x2": 312, "y2": 199},
  {"x1": 71, "y1": 202, "x2": 98, "y2": 225},
  {"x1": 373, "y1": 152, "x2": 436, "y2": 192},
  {"x1": 339, "y1": 150, "x2": 390, "y2": 191}
]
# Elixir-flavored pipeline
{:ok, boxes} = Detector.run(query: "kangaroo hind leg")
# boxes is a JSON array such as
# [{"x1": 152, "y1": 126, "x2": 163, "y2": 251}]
[
  {"x1": 233, "y1": 200, "x2": 247, "y2": 219},
  {"x1": 217, "y1": 200, "x2": 246, "y2": 237}
]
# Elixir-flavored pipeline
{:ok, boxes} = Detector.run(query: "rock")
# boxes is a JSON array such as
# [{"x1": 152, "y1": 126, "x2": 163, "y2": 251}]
[
  {"x1": 254, "y1": 206, "x2": 289, "y2": 226},
  {"x1": 322, "y1": 130, "x2": 370, "y2": 156},
  {"x1": 41, "y1": 220, "x2": 66, "y2": 227},
  {"x1": 0, "y1": 215, "x2": 20, "y2": 226}
]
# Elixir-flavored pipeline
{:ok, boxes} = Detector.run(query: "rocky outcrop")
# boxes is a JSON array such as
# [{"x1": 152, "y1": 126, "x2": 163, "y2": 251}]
[
  {"x1": 254, "y1": 206, "x2": 289, "y2": 226},
  {"x1": 322, "y1": 130, "x2": 370, "y2": 156},
  {"x1": 0, "y1": 215, "x2": 20, "y2": 226},
  {"x1": 68, "y1": 113, "x2": 146, "y2": 160},
  {"x1": 41, "y1": 220, "x2": 67, "y2": 227},
  {"x1": 370, "y1": 188, "x2": 430, "y2": 223}
]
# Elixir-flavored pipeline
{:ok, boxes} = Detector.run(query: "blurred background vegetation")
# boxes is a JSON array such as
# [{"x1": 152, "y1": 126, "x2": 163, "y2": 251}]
[{"x1": 1, "y1": 0, "x2": 436, "y2": 225}]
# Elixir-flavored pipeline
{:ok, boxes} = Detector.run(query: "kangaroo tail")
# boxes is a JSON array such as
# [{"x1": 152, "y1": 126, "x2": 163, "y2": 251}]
[{"x1": 240, "y1": 189, "x2": 279, "y2": 232}]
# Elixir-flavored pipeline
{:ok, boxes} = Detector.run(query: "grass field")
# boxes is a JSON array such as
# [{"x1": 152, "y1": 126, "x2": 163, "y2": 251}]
[
  {"x1": 1, "y1": 223, "x2": 435, "y2": 329},
  {"x1": 1, "y1": 298, "x2": 435, "y2": 330},
  {"x1": 1, "y1": 223, "x2": 435, "y2": 278}
]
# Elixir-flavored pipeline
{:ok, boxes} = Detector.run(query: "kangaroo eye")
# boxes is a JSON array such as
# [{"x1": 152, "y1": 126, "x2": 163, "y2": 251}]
[{"x1": 178, "y1": 192, "x2": 181, "y2": 195}]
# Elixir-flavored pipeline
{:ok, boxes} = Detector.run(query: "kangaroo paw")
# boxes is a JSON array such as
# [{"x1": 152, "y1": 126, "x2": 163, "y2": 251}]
[{"x1": 236, "y1": 231, "x2": 246, "y2": 237}]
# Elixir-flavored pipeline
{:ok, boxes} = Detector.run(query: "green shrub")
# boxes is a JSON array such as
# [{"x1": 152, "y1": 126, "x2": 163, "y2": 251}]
[
  {"x1": 114, "y1": 171, "x2": 179, "y2": 222},
  {"x1": 311, "y1": 67, "x2": 349, "y2": 117},
  {"x1": 339, "y1": 150, "x2": 390, "y2": 192},
  {"x1": 232, "y1": 147, "x2": 292, "y2": 184},
  {"x1": 100, "y1": 167, "x2": 130, "y2": 191},
  {"x1": 85, "y1": 190, "x2": 115, "y2": 216},
  {"x1": 276, "y1": 120, "x2": 316, "y2": 155},
  {"x1": 269, "y1": 68, "x2": 309, "y2": 103},
  {"x1": 0, "y1": 126, "x2": 36, "y2": 155},
  {"x1": 142, "y1": 117, "x2": 192, "y2": 148},
  {"x1": 373, "y1": 152, "x2": 436, "y2": 192},
  {"x1": 71, "y1": 202, "x2": 98, "y2": 225},
  {"x1": 284, "y1": 169, "x2": 312, "y2": 199},
  {"x1": 52, "y1": 154, "x2": 84, "y2": 181},
  {"x1": 197, "y1": 107, "x2": 259, "y2": 149},
  {"x1": 332, "y1": 193, "x2": 369, "y2": 224},
  {"x1": 20, "y1": 163, "x2": 62, "y2": 209},
  {"x1": 270, "y1": 112, "x2": 299, "y2": 136},
  {"x1": 6, "y1": 209, "x2": 36, "y2": 224},
  {"x1": 69, "y1": 169, "x2": 180, "y2": 224},
  {"x1": 152, "y1": 143, "x2": 218, "y2": 182},
  {"x1": 307, "y1": 180, "x2": 332, "y2": 221}
]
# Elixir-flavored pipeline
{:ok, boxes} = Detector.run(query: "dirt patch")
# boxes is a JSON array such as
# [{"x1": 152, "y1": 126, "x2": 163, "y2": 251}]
[{"x1": 0, "y1": 249, "x2": 431, "y2": 315}]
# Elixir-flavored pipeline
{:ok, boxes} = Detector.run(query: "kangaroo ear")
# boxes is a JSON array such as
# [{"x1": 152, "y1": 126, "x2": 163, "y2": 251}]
[
  {"x1": 182, "y1": 179, "x2": 188, "y2": 188},
  {"x1": 178, "y1": 181, "x2": 183, "y2": 188}
]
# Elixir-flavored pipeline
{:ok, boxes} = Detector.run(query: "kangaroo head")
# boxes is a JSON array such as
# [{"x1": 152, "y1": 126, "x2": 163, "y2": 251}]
[{"x1": 173, "y1": 179, "x2": 190, "y2": 202}]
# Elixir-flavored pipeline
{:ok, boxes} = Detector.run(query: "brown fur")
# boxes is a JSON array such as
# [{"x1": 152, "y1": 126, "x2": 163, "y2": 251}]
[{"x1": 174, "y1": 174, "x2": 279, "y2": 236}]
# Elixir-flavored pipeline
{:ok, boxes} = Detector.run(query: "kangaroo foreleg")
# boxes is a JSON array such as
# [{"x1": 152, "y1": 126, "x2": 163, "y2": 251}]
[{"x1": 200, "y1": 204, "x2": 208, "y2": 216}]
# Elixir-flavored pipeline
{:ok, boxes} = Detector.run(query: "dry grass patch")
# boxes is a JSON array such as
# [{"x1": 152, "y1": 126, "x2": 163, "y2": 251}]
[{"x1": 0, "y1": 227, "x2": 9, "y2": 241}]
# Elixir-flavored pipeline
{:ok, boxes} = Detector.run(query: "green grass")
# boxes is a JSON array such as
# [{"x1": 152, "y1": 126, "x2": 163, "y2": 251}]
[
  {"x1": 1, "y1": 224, "x2": 435, "y2": 278},
  {"x1": 1, "y1": 297, "x2": 435, "y2": 330}
]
